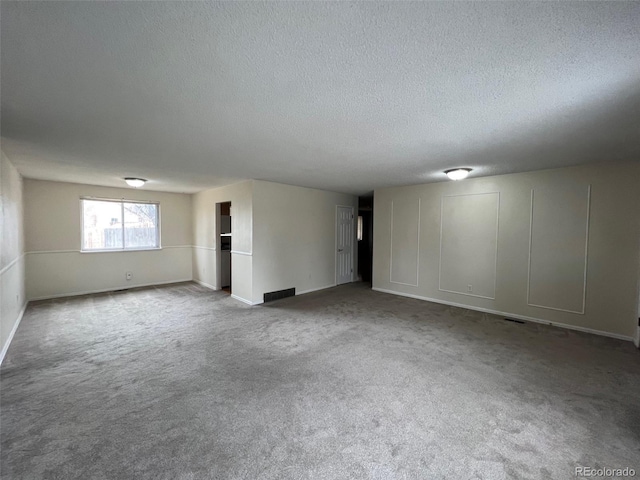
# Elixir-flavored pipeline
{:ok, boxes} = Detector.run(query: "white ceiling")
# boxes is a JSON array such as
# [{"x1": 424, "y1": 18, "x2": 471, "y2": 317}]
[{"x1": 2, "y1": 2, "x2": 639, "y2": 194}]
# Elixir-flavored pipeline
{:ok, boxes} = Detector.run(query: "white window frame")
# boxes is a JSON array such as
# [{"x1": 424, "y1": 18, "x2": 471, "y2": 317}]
[{"x1": 80, "y1": 197, "x2": 161, "y2": 252}]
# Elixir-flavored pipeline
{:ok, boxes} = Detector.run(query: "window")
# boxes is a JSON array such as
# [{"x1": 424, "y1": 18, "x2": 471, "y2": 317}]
[
  {"x1": 357, "y1": 215, "x2": 363, "y2": 241},
  {"x1": 81, "y1": 198, "x2": 159, "y2": 251}
]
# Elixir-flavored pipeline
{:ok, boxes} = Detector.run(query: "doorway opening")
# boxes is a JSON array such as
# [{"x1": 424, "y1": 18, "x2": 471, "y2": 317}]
[
  {"x1": 357, "y1": 195, "x2": 374, "y2": 286},
  {"x1": 217, "y1": 201, "x2": 232, "y2": 294}
]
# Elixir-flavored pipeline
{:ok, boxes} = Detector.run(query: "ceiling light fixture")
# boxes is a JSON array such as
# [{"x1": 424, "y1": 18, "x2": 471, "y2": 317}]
[
  {"x1": 444, "y1": 168, "x2": 472, "y2": 181},
  {"x1": 124, "y1": 177, "x2": 147, "y2": 188}
]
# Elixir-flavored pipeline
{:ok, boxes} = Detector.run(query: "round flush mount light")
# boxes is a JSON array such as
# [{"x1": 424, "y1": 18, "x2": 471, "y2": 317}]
[
  {"x1": 124, "y1": 178, "x2": 146, "y2": 188},
  {"x1": 444, "y1": 168, "x2": 472, "y2": 181}
]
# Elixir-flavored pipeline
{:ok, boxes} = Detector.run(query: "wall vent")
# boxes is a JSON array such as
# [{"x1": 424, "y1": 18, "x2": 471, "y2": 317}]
[{"x1": 263, "y1": 288, "x2": 296, "y2": 303}]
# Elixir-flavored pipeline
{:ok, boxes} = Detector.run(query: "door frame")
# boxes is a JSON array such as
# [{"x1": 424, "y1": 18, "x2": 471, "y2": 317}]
[
  {"x1": 335, "y1": 205, "x2": 355, "y2": 285},
  {"x1": 215, "y1": 202, "x2": 222, "y2": 290},
  {"x1": 215, "y1": 201, "x2": 232, "y2": 292}
]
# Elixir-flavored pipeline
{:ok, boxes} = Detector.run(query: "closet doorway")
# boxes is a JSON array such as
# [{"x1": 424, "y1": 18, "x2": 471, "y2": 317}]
[{"x1": 216, "y1": 201, "x2": 232, "y2": 294}]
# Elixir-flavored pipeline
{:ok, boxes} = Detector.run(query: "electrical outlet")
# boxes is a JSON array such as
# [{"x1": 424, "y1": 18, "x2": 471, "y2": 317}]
[
  {"x1": 467, "y1": 284, "x2": 473, "y2": 293},
  {"x1": 126, "y1": 272, "x2": 132, "y2": 280}
]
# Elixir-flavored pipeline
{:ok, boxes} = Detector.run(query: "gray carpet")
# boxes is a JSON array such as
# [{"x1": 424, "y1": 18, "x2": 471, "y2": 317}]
[{"x1": 1, "y1": 282, "x2": 639, "y2": 479}]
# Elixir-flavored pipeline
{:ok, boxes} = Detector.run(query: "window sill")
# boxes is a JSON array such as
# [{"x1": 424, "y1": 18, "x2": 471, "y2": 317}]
[{"x1": 80, "y1": 247, "x2": 162, "y2": 253}]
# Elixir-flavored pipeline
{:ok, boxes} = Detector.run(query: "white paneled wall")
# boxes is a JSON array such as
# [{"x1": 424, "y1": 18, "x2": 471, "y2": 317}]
[
  {"x1": 528, "y1": 185, "x2": 590, "y2": 314},
  {"x1": 373, "y1": 162, "x2": 640, "y2": 340},
  {"x1": 390, "y1": 198, "x2": 420, "y2": 286},
  {"x1": 439, "y1": 193, "x2": 499, "y2": 299}
]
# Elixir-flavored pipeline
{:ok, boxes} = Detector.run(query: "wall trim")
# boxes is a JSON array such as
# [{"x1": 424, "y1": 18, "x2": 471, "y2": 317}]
[
  {"x1": 25, "y1": 249, "x2": 78, "y2": 255},
  {"x1": 193, "y1": 279, "x2": 217, "y2": 290},
  {"x1": 26, "y1": 245, "x2": 193, "y2": 256},
  {"x1": 231, "y1": 294, "x2": 256, "y2": 305},
  {"x1": 389, "y1": 198, "x2": 420, "y2": 287},
  {"x1": 192, "y1": 245, "x2": 217, "y2": 251},
  {"x1": 438, "y1": 288, "x2": 496, "y2": 300},
  {"x1": 230, "y1": 250, "x2": 252, "y2": 256},
  {"x1": 0, "y1": 253, "x2": 24, "y2": 276},
  {"x1": 297, "y1": 284, "x2": 337, "y2": 296},
  {"x1": 29, "y1": 279, "x2": 193, "y2": 302},
  {"x1": 526, "y1": 185, "x2": 591, "y2": 314},
  {"x1": 0, "y1": 300, "x2": 28, "y2": 365},
  {"x1": 372, "y1": 287, "x2": 634, "y2": 342},
  {"x1": 439, "y1": 192, "x2": 499, "y2": 299}
]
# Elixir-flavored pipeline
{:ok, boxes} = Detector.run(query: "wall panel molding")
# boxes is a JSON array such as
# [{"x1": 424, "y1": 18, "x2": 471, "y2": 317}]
[
  {"x1": 438, "y1": 192, "x2": 500, "y2": 299},
  {"x1": 389, "y1": 198, "x2": 421, "y2": 287},
  {"x1": 527, "y1": 185, "x2": 590, "y2": 314}
]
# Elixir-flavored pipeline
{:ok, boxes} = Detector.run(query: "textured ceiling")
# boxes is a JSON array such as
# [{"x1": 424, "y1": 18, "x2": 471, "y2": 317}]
[{"x1": 2, "y1": 2, "x2": 639, "y2": 194}]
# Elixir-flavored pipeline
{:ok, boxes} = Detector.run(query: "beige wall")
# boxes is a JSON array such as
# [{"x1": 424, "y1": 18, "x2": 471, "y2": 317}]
[
  {"x1": 373, "y1": 162, "x2": 640, "y2": 340},
  {"x1": 1, "y1": 151, "x2": 26, "y2": 361},
  {"x1": 192, "y1": 180, "x2": 254, "y2": 303},
  {"x1": 252, "y1": 180, "x2": 358, "y2": 305},
  {"x1": 24, "y1": 179, "x2": 193, "y2": 300},
  {"x1": 192, "y1": 180, "x2": 357, "y2": 305}
]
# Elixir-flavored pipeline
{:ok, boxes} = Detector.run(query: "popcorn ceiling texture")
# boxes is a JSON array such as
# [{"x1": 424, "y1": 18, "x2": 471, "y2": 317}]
[
  {"x1": 2, "y1": 282, "x2": 639, "y2": 478},
  {"x1": 1, "y1": 2, "x2": 640, "y2": 194}
]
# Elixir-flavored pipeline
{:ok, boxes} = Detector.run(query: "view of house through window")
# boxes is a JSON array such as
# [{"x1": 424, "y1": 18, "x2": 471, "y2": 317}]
[{"x1": 82, "y1": 199, "x2": 159, "y2": 250}]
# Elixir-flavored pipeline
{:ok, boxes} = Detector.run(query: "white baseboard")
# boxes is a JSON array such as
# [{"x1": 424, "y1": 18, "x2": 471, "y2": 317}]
[
  {"x1": 252, "y1": 283, "x2": 339, "y2": 307},
  {"x1": 193, "y1": 279, "x2": 217, "y2": 291},
  {"x1": 297, "y1": 284, "x2": 337, "y2": 296},
  {"x1": 194, "y1": 280, "x2": 256, "y2": 306},
  {"x1": 29, "y1": 279, "x2": 193, "y2": 302},
  {"x1": 194, "y1": 280, "x2": 257, "y2": 307},
  {"x1": 0, "y1": 301, "x2": 28, "y2": 365},
  {"x1": 231, "y1": 294, "x2": 256, "y2": 305},
  {"x1": 372, "y1": 287, "x2": 634, "y2": 342}
]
